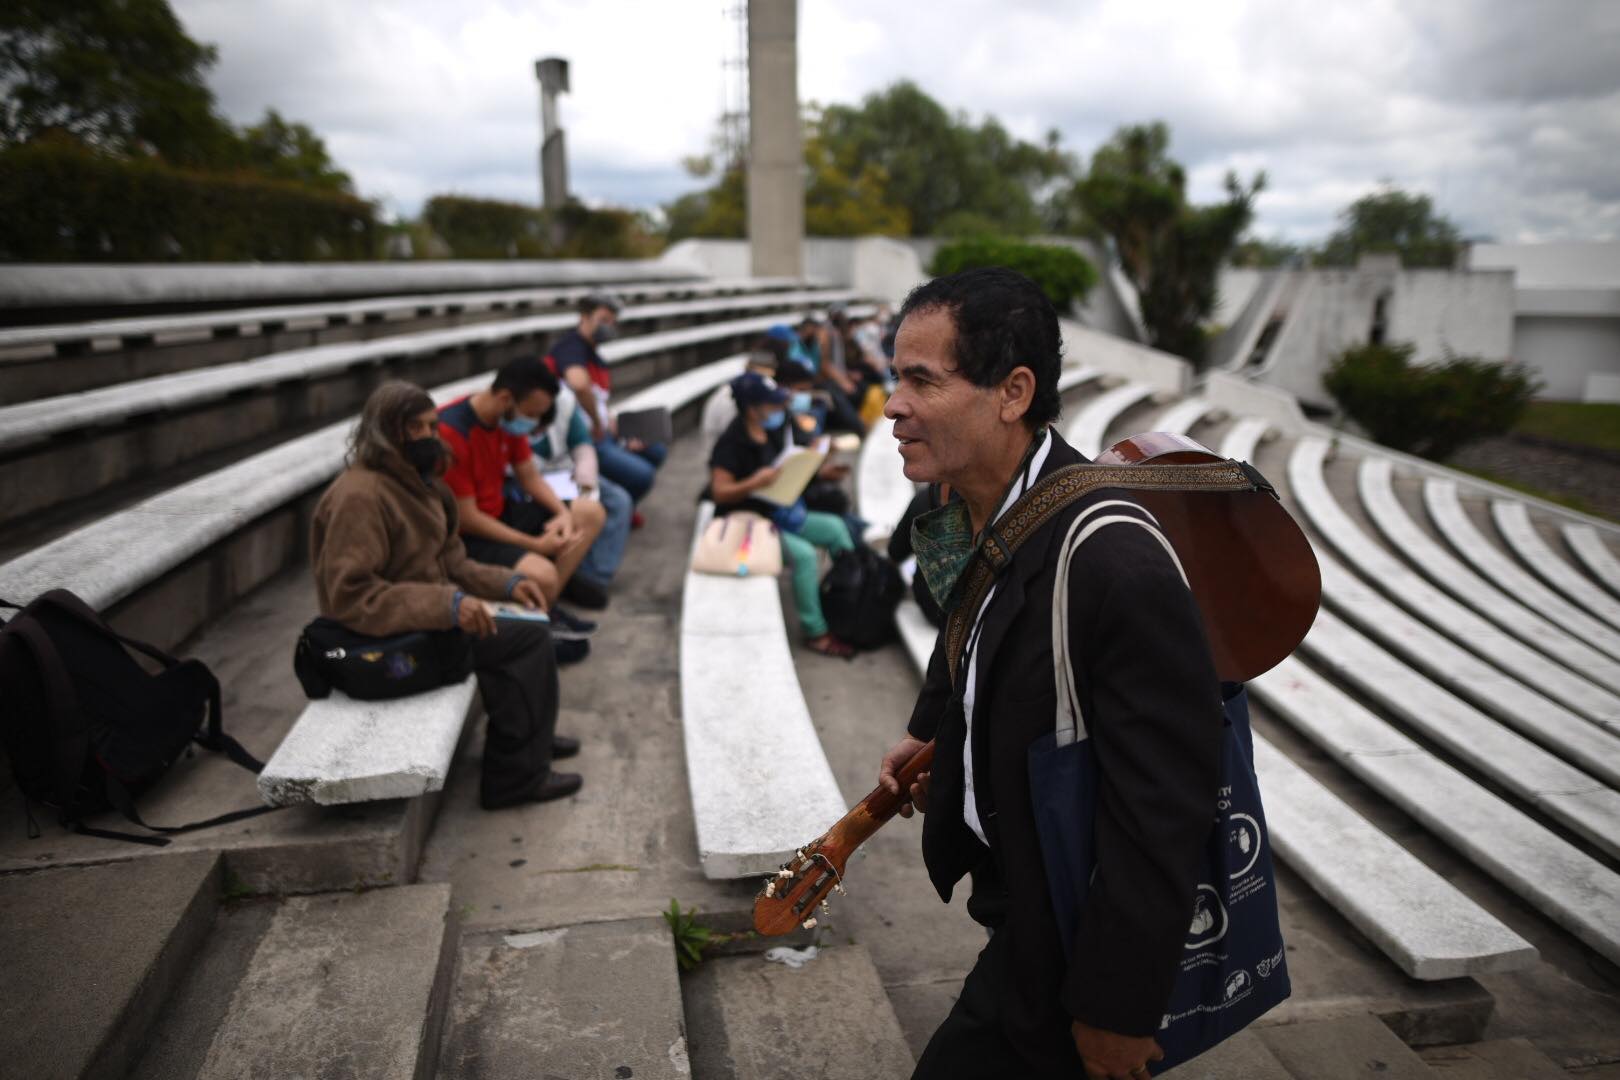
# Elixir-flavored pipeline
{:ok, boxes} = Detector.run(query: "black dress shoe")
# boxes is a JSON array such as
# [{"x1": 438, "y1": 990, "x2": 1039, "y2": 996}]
[
  {"x1": 481, "y1": 771, "x2": 583, "y2": 810},
  {"x1": 562, "y1": 575, "x2": 609, "y2": 610},
  {"x1": 551, "y1": 734, "x2": 581, "y2": 759},
  {"x1": 554, "y1": 637, "x2": 590, "y2": 665}
]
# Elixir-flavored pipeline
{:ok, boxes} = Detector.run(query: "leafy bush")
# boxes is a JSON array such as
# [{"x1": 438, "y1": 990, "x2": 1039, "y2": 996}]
[
  {"x1": 0, "y1": 139, "x2": 377, "y2": 261},
  {"x1": 1323, "y1": 342, "x2": 1540, "y2": 460},
  {"x1": 928, "y1": 237, "x2": 1098, "y2": 309}
]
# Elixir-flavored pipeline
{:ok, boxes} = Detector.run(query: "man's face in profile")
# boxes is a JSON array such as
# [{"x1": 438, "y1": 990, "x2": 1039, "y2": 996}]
[{"x1": 887, "y1": 307, "x2": 1005, "y2": 484}]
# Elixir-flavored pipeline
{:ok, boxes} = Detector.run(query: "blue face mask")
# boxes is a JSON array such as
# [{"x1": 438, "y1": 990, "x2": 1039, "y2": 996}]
[
  {"x1": 789, "y1": 391, "x2": 813, "y2": 414},
  {"x1": 761, "y1": 409, "x2": 787, "y2": 431},
  {"x1": 500, "y1": 413, "x2": 539, "y2": 436}
]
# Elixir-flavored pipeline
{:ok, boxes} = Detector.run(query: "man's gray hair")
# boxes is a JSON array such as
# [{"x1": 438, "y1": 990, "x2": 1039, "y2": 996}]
[{"x1": 349, "y1": 380, "x2": 436, "y2": 471}]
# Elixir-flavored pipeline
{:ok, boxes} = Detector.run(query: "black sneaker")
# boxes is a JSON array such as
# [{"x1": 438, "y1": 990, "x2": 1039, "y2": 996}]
[
  {"x1": 562, "y1": 575, "x2": 609, "y2": 610},
  {"x1": 554, "y1": 637, "x2": 590, "y2": 665},
  {"x1": 551, "y1": 733, "x2": 581, "y2": 759},
  {"x1": 548, "y1": 606, "x2": 598, "y2": 641},
  {"x1": 481, "y1": 771, "x2": 583, "y2": 809}
]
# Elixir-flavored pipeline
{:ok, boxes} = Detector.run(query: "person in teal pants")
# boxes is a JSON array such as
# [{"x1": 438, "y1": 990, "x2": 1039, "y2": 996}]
[{"x1": 708, "y1": 371, "x2": 858, "y2": 658}]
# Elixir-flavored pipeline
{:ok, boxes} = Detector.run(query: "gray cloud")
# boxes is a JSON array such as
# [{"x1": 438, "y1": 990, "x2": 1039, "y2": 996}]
[{"x1": 173, "y1": 0, "x2": 1619, "y2": 243}]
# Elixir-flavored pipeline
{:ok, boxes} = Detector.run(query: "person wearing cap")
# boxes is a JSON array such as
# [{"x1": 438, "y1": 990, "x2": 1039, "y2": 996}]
[
  {"x1": 770, "y1": 320, "x2": 866, "y2": 436},
  {"x1": 707, "y1": 371, "x2": 858, "y2": 659},
  {"x1": 545, "y1": 294, "x2": 668, "y2": 514}
]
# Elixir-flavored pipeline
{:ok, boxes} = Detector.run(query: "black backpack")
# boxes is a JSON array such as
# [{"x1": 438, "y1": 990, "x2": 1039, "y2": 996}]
[
  {"x1": 0, "y1": 590, "x2": 274, "y2": 846},
  {"x1": 819, "y1": 546, "x2": 905, "y2": 651}
]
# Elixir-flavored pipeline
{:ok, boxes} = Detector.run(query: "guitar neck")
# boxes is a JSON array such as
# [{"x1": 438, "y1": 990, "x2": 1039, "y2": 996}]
[{"x1": 820, "y1": 741, "x2": 935, "y2": 860}]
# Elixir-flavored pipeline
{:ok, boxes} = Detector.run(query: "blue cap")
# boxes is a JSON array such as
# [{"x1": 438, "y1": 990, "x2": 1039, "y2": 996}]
[
  {"x1": 731, "y1": 371, "x2": 791, "y2": 407},
  {"x1": 764, "y1": 324, "x2": 798, "y2": 343}
]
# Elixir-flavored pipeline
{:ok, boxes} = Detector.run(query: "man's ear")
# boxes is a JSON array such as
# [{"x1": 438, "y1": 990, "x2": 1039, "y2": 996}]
[{"x1": 999, "y1": 366, "x2": 1036, "y2": 424}]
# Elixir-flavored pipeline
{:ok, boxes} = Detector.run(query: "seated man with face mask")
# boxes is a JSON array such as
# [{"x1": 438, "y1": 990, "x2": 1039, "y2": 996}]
[
  {"x1": 438, "y1": 358, "x2": 608, "y2": 661},
  {"x1": 706, "y1": 371, "x2": 857, "y2": 659}
]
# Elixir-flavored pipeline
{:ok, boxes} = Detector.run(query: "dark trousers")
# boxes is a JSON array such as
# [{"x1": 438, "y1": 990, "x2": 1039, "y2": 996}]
[
  {"x1": 913, "y1": 868, "x2": 1084, "y2": 1079},
  {"x1": 470, "y1": 620, "x2": 559, "y2": 806}
]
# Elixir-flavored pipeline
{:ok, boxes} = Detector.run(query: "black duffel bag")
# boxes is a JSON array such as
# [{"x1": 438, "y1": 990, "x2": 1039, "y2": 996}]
[
  {"x1": 293, "y1": 617, "x2": 473, "y2": 701},
  {"x1": 819, "y1": 546, "x2": 904, "y2": 651}
]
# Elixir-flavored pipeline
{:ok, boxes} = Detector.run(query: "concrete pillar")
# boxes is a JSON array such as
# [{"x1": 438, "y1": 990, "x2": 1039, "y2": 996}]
[
  {"x1": 746, "y1": 0, "x2": 803, "y2": 278},
  {"x1": 535, "y1": 57, "x2": 570, "y2": 210}
]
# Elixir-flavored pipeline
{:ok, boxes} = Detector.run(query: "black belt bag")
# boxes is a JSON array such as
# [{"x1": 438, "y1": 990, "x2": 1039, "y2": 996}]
[{"x1": 293, "y1": 617, "x2": 473, "y2": 701}]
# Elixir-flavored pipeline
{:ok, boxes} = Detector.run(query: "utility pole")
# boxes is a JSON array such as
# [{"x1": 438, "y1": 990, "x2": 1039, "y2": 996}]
[
  {"x1": 535, "y1": 57, "x2": 570, "y2": 210},
  {"x1": 746, "y1": 0, "x2": 802, "y2": 278}
]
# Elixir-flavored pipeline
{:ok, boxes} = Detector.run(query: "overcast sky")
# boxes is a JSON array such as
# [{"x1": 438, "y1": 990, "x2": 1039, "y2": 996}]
[{"x1": 171, "y1": 0, "x2": 1620, "y2": 244}]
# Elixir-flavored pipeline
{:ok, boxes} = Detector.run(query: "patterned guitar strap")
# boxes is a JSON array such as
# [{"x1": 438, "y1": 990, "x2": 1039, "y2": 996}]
[{"x1": 942, "y1": 458, "x2": 1276, "y2": 685}]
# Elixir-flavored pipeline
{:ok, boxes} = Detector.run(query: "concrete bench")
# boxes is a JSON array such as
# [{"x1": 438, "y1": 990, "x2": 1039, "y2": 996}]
[
  {"x1": 1216, "y1": 417, "x2": 1275, "y2": 463},
  {"x1": 1424, "y1": 478, "x2": 1620, "y2": 664},
  {"x1": 257, "y1": 358, "x2": 761, "y2": 808},
  {"x1": 1493, "y1": 499, "x2": 1620, "y2": 631},
  {"x1": 0, "y1": 312, "x2": 829, "y2": 652},
  {"x1": 1299, "y1": 605, "x2": 1620, "y2": 861},
  {"x1": 1248, "y1": 735, "x2": 1536, "y2": 980},
  {"x1": 1357, "y1": 458, "x2": 1620, "y2": 694},
  {"x1": 1251, "y1": 654, "x2": 1620, "y2": 969},
  {"x1": 1063, "y1": 381, "x2": 1158, "y2": 458},
  {"x1": 678, "y1": 503, "x2": 847, "y2": 878},
  {"x1": 0, "y1": 287, "x2": 857, "y2": 455},
  {"x1": 0, "y1": 290, "x2": 857, "y2": 529},
  {"x1": 1565, "y1": 522, "x2": 1620, "y2": 598},
  {"x1": 1311, "y1": 544, "x2": 1620, "y2": 781},
  {"x1": 1150, "y1": 397, "x2": 1227, "y2": 435},
  {"x1": 0, "y1": 276, "x2": 800, "y2": 361},
  {"x1": 1288, "y1": 438, "x2": 1620, "y2": 726}
]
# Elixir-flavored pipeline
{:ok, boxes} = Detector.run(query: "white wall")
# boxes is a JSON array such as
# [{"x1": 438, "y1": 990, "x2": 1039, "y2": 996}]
[
  {"x1": 1469, "y1": 242, "x2": 1620, "y2": 287},
  {"x1": 1514, "y1": 315, "x2": 1620, "y2": 400}
]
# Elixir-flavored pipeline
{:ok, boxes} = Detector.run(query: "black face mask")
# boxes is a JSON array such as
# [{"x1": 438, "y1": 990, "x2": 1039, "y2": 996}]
[{"x1": 402, "y1": 436, "x2": 444, "y2": 477}]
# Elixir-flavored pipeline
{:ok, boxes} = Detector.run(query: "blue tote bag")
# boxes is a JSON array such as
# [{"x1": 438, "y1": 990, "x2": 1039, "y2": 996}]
[{"x1": 1029, "y1": 504, "x2": 1289, "y2": 1072}]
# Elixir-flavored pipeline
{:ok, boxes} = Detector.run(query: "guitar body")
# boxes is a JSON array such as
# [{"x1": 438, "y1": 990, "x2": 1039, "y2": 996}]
[
  {"x1": 1095, "y1": 432, "x2": 1320, "y2": 683},
  {"x1": 752, "y1": 431, "x2": 1320, "y2": 936}
]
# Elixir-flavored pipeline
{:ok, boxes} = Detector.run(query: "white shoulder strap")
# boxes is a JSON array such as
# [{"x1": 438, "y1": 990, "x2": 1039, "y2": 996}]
[{"x1": 1051, "y1": 500, "x2": 1190, "y2": 748}]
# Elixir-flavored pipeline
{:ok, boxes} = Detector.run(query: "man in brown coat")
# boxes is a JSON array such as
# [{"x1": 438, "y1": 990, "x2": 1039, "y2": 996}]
[{"x1": 311, "y1": 381, "x2": 583, "y2": 807}]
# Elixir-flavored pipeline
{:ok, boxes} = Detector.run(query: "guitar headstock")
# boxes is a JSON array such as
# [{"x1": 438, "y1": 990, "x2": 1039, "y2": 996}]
[{"x1": 751, "y1": 836, "x2": 848, "y2": 936}]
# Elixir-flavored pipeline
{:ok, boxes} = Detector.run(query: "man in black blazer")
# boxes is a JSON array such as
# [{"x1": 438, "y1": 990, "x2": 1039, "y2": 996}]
[{"x1": 878, "y1": 268, "x2": 1223, "y2": 1079}]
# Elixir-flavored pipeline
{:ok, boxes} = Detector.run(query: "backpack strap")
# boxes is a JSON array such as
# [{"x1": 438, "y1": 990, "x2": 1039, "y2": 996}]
[{"x1": 28, "y1": 589, "x2": 182, "y2": 668}]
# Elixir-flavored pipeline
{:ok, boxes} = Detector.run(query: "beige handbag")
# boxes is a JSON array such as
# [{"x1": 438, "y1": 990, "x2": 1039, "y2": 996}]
[{"x1": 691, "y1": 511, "x2": 783, "y2": 577}]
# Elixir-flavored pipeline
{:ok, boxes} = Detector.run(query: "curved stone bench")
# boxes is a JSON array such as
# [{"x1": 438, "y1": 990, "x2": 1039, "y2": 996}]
[
  {"x1": 1289, "y1": 438, "x2": 1620, "y2": 726},
  {"x1": 1251, "y1": 654, "x2": 1620, "y2": 969},
  {"x1": 1565, "y1": 522, "x2": 1620, "y2": 598},
  {"x1": 678, "y1": 503, "x2": 847, "y2": 878},
  {"x1": 1216, "y1": 417, "x2": 1275, "y2": 464},
  {"x1": 1248, "y1": 736, "x2": 1536, "y2": 980},
  {"x1": 855, "y1": 417, "x2": 911, "y2": 546},
  {"x1": 1150, "y1": 397, "x2": 1226, "y2": 436},
  {"x1": 1493, "y1": 500, "x2": 1620, "y2": 631},
  {"x1": 259, "y1": 359, "x2": 758, "y2": 808},
  {"x1": 1425, "y1": 479, "x2": 1620, "y2": 664},
  {"x1": 1063, "y1": 382, "x2": 1157, "y2": 458},
  {"x1": 1312, "y1": 545, "x2": 1620, "y2": 779},
  {"x1": 1300, "y1": 606, "x2": 1620, "y2": 860},
  {"x1": 1357, "y1": 458, "x2": 1620, "y2": 693}
]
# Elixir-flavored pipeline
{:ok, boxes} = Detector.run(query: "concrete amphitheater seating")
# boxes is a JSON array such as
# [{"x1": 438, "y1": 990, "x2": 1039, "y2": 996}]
[{"x1": 0, "y1": 286, "x2": 859, "y2": 526}]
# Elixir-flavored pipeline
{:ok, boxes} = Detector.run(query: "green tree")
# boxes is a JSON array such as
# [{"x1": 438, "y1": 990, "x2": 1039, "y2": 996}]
[
  {"x1": 1318, "y1": 186, "x2": 1463, "y2": 269},
  {"x1": 234, "y1": 109, "x2": 354, "y2": 193},
  {"x1": 929, "y1": 237, "x2": 1097, "y2": 310},
  {"x1": 1070, "y1": 122, "x2": 1263, "y2": 368},
  {"x1": 0, "y1": 0, "x2": 235, "y2": 166}
]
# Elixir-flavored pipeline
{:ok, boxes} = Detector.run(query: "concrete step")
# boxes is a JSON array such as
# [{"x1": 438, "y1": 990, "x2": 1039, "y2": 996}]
[
  {"x1": 1161, "y1": 1030, "x2": 1293, "y2": 1079},
  {"x1": 0, "y1": 850, "x2": 221, "y2": 1080},
  {"x1": 192, "y1": 882, "x2": 457, "y2": 1080},
  {"x1": 437, "y1": 917, "x2": 690, "y2": 1079},
  {"x1": 1257, "y1": 1015, "x2": 1439, "y2": 1080},
  {"x1": 683, "y1": 942, "x2": 914, "y2": 1080},
  {"x1": 1418, "y1": 1037, "x2": 1569, "y2": 1080}
]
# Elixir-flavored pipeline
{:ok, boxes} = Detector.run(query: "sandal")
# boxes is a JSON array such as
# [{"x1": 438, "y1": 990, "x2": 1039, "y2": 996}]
[{"x1": 806, "y1": 633, "x2": 857, "y2": 660}]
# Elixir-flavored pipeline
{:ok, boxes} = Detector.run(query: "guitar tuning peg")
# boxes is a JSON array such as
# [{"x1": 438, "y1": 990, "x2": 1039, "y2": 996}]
[
  {"x1": 763, "y1": 881, "x2": 776, "y2": 898},
  {"x1": 802, "y1": 917, "x2": 817, "y2": 930}
]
